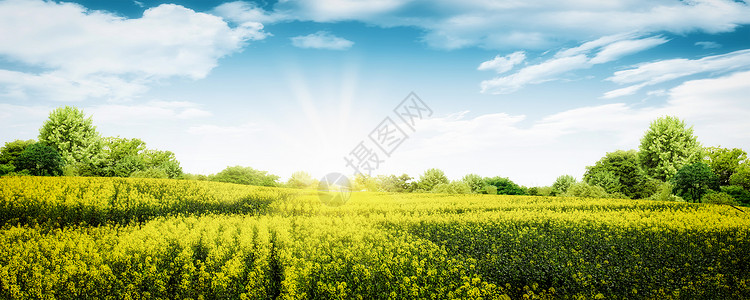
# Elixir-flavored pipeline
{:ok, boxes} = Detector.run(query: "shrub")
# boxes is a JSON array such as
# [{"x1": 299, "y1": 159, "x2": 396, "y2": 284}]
[
  {"x1": 721, "y1": 185, "x2": 750, "y2": 206},
  {"x1": 702, "y1": 191, "x2": 739, "y2": 205}
]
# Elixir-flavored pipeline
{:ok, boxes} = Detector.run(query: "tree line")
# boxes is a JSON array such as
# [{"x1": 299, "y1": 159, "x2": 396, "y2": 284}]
[
  {"x1": 283, "y1": 116, "x2": 750, "y2": 206},
  {"x1": 2, "y1": 106, "x2": 749, "y2": 205}
]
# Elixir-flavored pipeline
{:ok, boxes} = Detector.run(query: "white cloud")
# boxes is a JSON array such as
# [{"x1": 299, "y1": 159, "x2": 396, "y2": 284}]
[
  {"x1": 291, "y1": 31, "x2": 354, "y2": 50},
  {"x1": 604, "y1": 49, "x2": 750, "y2": 98},
  {"x1": 695, "y1": 41, "x2": 722, "y2": 49},
  {"x1": 228, "y1": 0, "x2": 750, "y2": 50},
  {"x1": 477, "y1": 51, "x2": 526, "y2": 74},
  {"x1": 392, "y1": 70, "x2": 750, "y2": 185},
  {"x1": 213, "y1": 1, "x2": 288, "y2": 24},
  {"x1": 589, "y1": 36, "x2": 668, "y2": 64},
  {"x1": 480, "y1": 34, "x2": 667, "y2": 94},
  {"x1": 0, "y1": 0, "x2": 266, "y2": 102}
]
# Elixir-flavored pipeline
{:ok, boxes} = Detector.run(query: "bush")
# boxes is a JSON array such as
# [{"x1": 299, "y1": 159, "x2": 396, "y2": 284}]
[
  {"x1": 432, "y1": 181, "x2": 471, "y2": 194},
  {"x1": 649, "y1": 181, "x2": 684, "y2": 202},
  {"x1": 721, "y1": 185, "x2": 750, "y2": 206},
  {"x1": 484, "y1": 176, "x2": 525, "y2": 195},
  {"x1": 702, "y1": 192, "x2": 739, "y2": 205},
  {"x1": 552, "y1": 175, "x2": 576, "y2": 195},
  {"x1": 211, "y1": 166, "x2": 279, "y2": 187},
  {"x1": 0, "y1": 164, "x2": 13, "y2": 176},
  {"x1": 483, "y1": 185, "x2": 497, "y2": 195}
]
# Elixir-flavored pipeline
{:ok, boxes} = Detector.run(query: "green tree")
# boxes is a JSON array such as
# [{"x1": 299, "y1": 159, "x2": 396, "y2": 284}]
[
  {"x1": 671, "y1": 162, "x2": 719, "y2": 203},
  {"x1": 729, "y1": 163, "x2": 750, "y2": 190},
  {"x1": 649, "y1": 181, "x2": 683, "y2": 202},
  {"x1": 527, "y1": 186, "x2": 554, "y2": 196},
  {"x1": 563, "y1": 182, "x2": 610, "y2": 199},
  {"x1": 484, "y1": 176, "x2": 525, "y2": 195},
  {"x1": 584, "y1": 150, "x2": 648, "y2": 198},
  {"x1": 706, "y1": 147, "x2": 747, "y2": 186},
  {"x1": 100, "y1": 137, "x2": 148, "y2": 177},
  {"x1": 0, "y1": 139, "x2": 35, "y2": 167},
  {"x1": 638, "y1": 116, "x2": 702, "y2": 181},
  {"x1": 552, "y1": 175, "x2": 576, "y2": 195},
  {"x1": 701, "y1": 191, "x2": 738, "y2": 205},
  {"x1": 721, "y1": 185, "x2": 750, "y2": 205},
  {"x1": 141, "y1": 150, "x2": 183, "y2": 179},
  {"x1": 15, "y1": 143, "x2": 64, "y2": 176},
  {"x1": 461, "y1": 174, "x2": 486, "y2": 194},
  {"x1": 432, "y1": 181, "x2": 472, "y2": 194},
  {"x1": 38, "y1": 106, "x2": 103, "y2": 175},
  {"x1": 211, "y1": 166, "x2": 279, "y2": 187},
  {"x1": 378, "y1": 174, "x2": 415, "y2": 193},
  {"x1": 286, "y1": 171, "x2": 316, "y2": 189},
  {"x1": 353, "y1": 174, "x2": 380, "y2": 192},
  {"x1": 417, "y1": 168, "x2": 449, "y2": 192}
]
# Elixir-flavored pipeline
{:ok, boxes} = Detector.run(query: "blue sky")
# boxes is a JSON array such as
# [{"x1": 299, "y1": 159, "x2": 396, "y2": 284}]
[{"x1": 1, "y1": 0, "x2": 750, "y2": 186}]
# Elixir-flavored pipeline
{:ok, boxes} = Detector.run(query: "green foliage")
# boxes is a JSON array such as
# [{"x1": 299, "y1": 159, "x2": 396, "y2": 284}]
[
  {"x1": 353, "y1": 174, "x2": 380, "y2": 192},
  {"x1": 378, "y1": 174, "x2": 415, "y2": 193},
  {"x1": 584, "y1": 150, "x2": 649, "y2": 198},
  {"x1": 584, "y1": 169, "x2": 622, "y2": 195},
  {"x1": 705, "y1": 147, "x2": 747, "y2": 186},
  {"x1": 482, "y1": 185, "x2": 497, "y2": 195},
  {"x1": 552, "y1": 175, "x2": 576, "y2": 195},
  {"x1": 729, "y1": 163, "x2": 750, "y2": 190},
  {"x1": 671, "y1": 162, "x2": 719, "y2": 203},
  {"x1": 0, "y1": 164, "x2": 14, "y2": 176},
  {"x1": 0, "y1": 139, "x2": 35, "y2": 168},
  {"x1": 432, "y1": 181, "x2": 472, "y2": 194},
  {"x1": 38, "y1": 106, "x2": 104, "y2": 170},
  {"x1": 286, "y1": 171, "x2": 316, "y2": 189},
  {"x1": 15, "y1": 143, "x2": 64, "y2": 176},
  {"x1": 461, "y1": 174, "x2": 486, "y2": 193},
  {"x1": 98, "y1": 137, "x2": 147, "y2": 177},
  {"x1": 527, "y1": 186, "x2": 553, "y2": 196},
  {"x1": 702, "y1": 191, "x2": 738, "y2": 205},
  {"x1": 649, "y1": 181, "x2": 684, "y2": 202},
  {"x1": 211, "y1": 166, "x2": 280, "y2": 187},
  {"x1": 484, "y1": 176, "x2": 525, "y2": 195},
  {"x1": 720, "y1": 185, "x2": 750, "y2": 206},
  {"x1": 141, "y1": 149, "x2": 183, "y2": 179},
  {"x1": 563, "y1": 182, "x2": 610, "y2": 199},
  {"x1": 638, "y1": 116, "x2": 702, "y2": 181},
  {"x1": 417, "y1": 168, "x2": 449, "y2": 191}
]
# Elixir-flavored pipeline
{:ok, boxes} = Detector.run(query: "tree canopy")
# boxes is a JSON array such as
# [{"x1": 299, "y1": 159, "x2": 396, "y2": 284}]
[
  {"x1": 638, "y1": 116, "x2": 702, "y2": 181},
  {"x1": 671, "y1": 162, "x2": 719, "y2": 203},
  {"x1": 38, "y1": 106, "x2": 103, "y2": 175},
  {"x1": 705, "y1": 147, "x2": 747, "y2": 186},
  {"x1": 15, "y1": 143, "x2": 64, "y2": 176},
  {"x1": 211, "y1": 166, "x2": 279, "y2": 187}
]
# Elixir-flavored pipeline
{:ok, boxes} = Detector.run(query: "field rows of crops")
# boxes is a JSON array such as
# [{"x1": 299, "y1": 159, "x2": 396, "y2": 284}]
[{"x1": 1, "y1": 176, "x2": 749, "y2": 299}]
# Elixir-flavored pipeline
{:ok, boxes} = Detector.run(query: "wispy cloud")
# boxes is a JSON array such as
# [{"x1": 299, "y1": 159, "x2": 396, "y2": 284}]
[
  {"x1": 695, "y1": 41, "x2": 722, "y2": 49},
  {"x1": 477, "y1": 51, "x2": 526, "y2": 74},
  {"x1": 290, "y1": 31, "x2": 354, "y2": 50},
  {"x1": 480, "y1": 34, "x2": 668, "y2": 94},
  {"x1": 219, "y1": 0, "x2": 750, "y2": 50},
  {"x1": 603, "y1": 49, "x2": 750, "y2": 98}
]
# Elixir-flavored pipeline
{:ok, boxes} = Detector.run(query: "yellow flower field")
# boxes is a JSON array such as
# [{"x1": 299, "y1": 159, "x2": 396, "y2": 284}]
[{"x1": 1, "y1": 176, "x2": 749, "y2": 299}]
